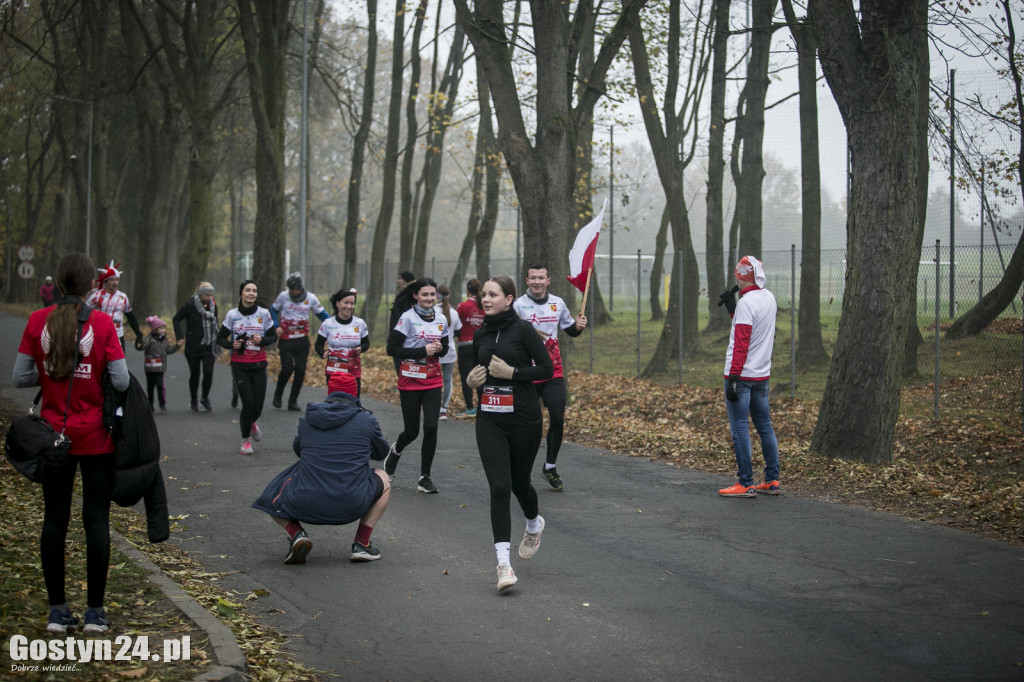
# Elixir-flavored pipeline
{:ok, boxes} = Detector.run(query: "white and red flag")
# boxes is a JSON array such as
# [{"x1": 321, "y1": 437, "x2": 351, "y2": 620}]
[{"x1": 566, "y1": 198, "x2": 607, "y2": 292}]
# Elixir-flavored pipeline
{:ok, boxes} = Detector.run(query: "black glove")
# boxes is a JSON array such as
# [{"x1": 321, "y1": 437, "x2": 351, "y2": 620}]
[
  {"x1": 726, "y1": 375, "x2": 740, "y2": 403},
  {"x1": 717, "y1": 285, "x2": 739, "y2": 316}
]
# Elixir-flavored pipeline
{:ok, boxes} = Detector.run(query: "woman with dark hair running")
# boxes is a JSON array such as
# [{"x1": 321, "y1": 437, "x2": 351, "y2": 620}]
[
  {"x1": 436, "y1": 284, "x2": 461, "y2": 420},
  {"x1": 315, "y1": 287, "x2": 369, "y2": 398},
  {"x1": 14, "y1": 253, "x2": 130, "y2": 633},
  {"x1": 172, "y1": 281, "x2": 219, "y2": 411},
  {"x1": 382, "y1": 277, "x2": 449, "y2": 493},
  {"x1": 464, "y1": 275, "x2": 553, "y2": 591},
  {"x1": 217, "y1": 280, "x2": 277, "y2": 455},
  {"x1": 455, "y1": 278, "x2": 484, "y2": 416}
]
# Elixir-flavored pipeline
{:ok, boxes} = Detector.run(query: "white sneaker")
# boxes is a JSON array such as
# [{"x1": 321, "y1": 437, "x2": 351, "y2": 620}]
[
  {"x1": 518, "y1": 515, "x2": 545, "y2": 560},
  {"x1": 439, "y1": 408, "x2": 447, "y2": 421},
  {"x1": 497, "y1": 563, "x2": 517, "y2": 592},
  {"x1": 240, "y1": 439, "x2": 253, "y2": 455},
  {"x1": 250, "y1": 422, "x2": 262, "y2": 442}
]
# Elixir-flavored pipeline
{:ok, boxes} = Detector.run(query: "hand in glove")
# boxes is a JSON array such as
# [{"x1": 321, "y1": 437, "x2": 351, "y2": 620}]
[
  {"x1": 466, "y1": 365, "x2": 489, "y2": 389},
  {"x1": 725, "y1": 375, "x2": 740, "y2": 403},
  {"x1": 488, "y1": 355, "x2": 515, "y2": 379},
  {"x1": 717, "y1": 285, "x2": 739, "y2": 316}
]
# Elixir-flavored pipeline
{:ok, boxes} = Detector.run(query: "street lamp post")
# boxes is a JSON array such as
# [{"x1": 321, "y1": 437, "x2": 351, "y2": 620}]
[{"x1": 53, "y1": 95, "x2": 93, "y2": 258}]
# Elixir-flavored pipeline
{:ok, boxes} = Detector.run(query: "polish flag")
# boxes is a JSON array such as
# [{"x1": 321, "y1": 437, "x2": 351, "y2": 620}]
[{"x1": 566, "y1": 198, "x2": 607, "y2": 292}]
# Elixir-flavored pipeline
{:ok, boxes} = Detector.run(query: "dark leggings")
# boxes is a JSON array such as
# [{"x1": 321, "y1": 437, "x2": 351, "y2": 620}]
[
  {"x1": 537, "y1": 377, "x2": 567, "y2": 465},
  {"x1": 476, "y1": 417, "x2": 542, "y2": 543},
  {"x1": 145, "y1": 372, "x2": 166, "y2": 407},
  {"x1": 186, "y1": 347, "x2": 215, "y2": 401},
  {"x1": 42, "y1": 453, "x2": 116, "y2": 608},
  {"x1": 275, "y1": 337, "x2": 310, "y2": 403},
  {"x1": 396, "y1": 387, "x2": 441, "y2": 477},
  {"x1": 232, "y1": 363, "x2": 268, "y2": 438},
  {"x1": 456, "y1": 344, "x2": 476, "y2": 410}
]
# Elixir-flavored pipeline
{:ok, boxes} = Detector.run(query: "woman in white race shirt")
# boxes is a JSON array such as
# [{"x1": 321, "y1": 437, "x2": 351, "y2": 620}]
[
  {"x1": 315, "y1": 287, "x2": 369, "y2": 398},
  {"x1": 216, "y1": 280, "x2": 277, "y2": 456},
  {"x1": 436, "y1": 284, "x2": 462, "y2": 420},
  {"x1": 382, "y1": 278, "x2": 449, "y2": 493}
]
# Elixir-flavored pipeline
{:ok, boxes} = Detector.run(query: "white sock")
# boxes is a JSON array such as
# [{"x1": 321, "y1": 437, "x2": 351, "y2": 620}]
[
  {"x1": 526, "y1": 516, "x2": 542, "y2": 534},
  {"x1": 495, "y1": 542, "x2": 511, "y2": 566},
  {"x1": 544, "y1": 462, "x2": 556, "y2": 471}
]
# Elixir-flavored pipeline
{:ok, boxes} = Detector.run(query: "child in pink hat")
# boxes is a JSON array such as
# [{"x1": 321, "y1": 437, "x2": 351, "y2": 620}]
[{"x1": 140, "y1": 316, "x2": 179, "y2": 411}]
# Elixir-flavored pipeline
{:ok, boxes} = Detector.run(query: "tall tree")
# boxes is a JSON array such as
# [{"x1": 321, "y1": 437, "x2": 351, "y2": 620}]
[
  {"x1": 343, "y1": 0, "x2": 377, "y2": 287},
  {"x1": 809, "y1": 0, "x2": 929, "y2": 463},
  {"x1": 780, "y1": 0, "x2": 827, "y2": 366},
  {"x1": 453, "y1": 0, "x2": 646, "y2": 302},
  {"x1": 628, "y1": 0, "x2": 712, "y2": 373},
  {"x1": 399, "y1": 0, "x2": 428, "y2": 270},
  {"x1": 704, "y1": 0, "x2": 732, "y2": 333},
  {"x1": 236, "y1": 0, "x2": 291, "y2": 294},
  {"x1": 362, "y1": 0, "x2": 406, "y2": 328}
]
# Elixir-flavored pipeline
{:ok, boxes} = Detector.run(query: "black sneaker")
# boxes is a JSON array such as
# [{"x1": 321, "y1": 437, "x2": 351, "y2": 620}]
[
  {"x1": 287, "y1": 402, "x2": 301, "y2": 412},
  {"x1": 83, "y1": 607, "x2": 110, "y2": 634},
  {"x1": 417, "y1": 476, "x2": 439, "y2": 494},
  {"x1": 543, "y1": 467, "x2": 564, "y2": 491},
  {"x1": 190, "y1": 399, "x2": 198, "y2": 412},
  {"x1": 230, "y1": 393, "x2": 238, "y2": 408},
  {"x1": 350, "y1": 541, "x2": 381, "y2": 562},
  {"x1": 46, "y1": 608, "x2": 79, "y2": 634},
  {"x1": 383, "y1": 442, "x2": 400, "y2": 478},
  {"x1": 284, "y1": 530, "x2": 312, "y2": 564},
  {"x1": 272, "y1": 394, "x2": 283, "y2": 409},
  {"x1": 201, "y1": 398, "x2": 212, "y2": 412}
]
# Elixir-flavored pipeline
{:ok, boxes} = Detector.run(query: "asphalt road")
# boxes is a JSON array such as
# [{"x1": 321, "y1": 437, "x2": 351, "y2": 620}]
[{"x1": 2, "y1": 310, "x2": 1022, "y2": 681}]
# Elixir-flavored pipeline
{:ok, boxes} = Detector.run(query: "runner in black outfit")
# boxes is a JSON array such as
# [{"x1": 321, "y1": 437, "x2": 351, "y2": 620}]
[{"x1": 465, "y1": 275, "x2": 554, "y2": 592}]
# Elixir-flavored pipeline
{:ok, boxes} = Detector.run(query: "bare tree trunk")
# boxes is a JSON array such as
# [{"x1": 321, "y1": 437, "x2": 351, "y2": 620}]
[
  {"x1": 362, "y1": 0, "x2": 405, "y2": 330},
  {"x1": 781, "y1": 0, "x2": 827, "y2": 367},
  {"x1": 343, "y1": 0, "x2": 377, "y2": 287},
  {"x1": 399, "y1": 0, "x2": 427, "y2": 271},
  {"x1": 649, "y1": 204, "x2": 669, "y2": 321},
  {"x1": 809, "y1": 0, "x2": 929, "y2": 464},
  {"x1": 705, "y1": 0, "x2": 731, "y2": 333}
]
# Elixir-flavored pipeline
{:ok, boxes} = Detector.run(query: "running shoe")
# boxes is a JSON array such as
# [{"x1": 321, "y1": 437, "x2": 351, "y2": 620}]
[
  {"x1": 46, "y1": 608, "x2": 79, "y2": 634},
  {"x1": 543, "y1": 467, "x2": 564, "y2": 491},
  {"x1": 753, "y1": 480, "x2": 781, "y2": 496},
  {"x1": 82, "y1": 607, "x2": 110, "y2": 634},
  {"x1": 518, "y1": 515, "x2": 545, "y2": 560},
  {"x1": 159, "y1": 405, "x2": 167, "y2": 412},
  {"x1": 285, "y1": 530, "x2": 312, "y2": 564},
  {"x1": 201, "y1": 398, "x2": 212, "y2": 412},
  {"x1": 497, "y1": 563, "x2": 517, "y2": 592},
  {"x1": 287, "y1": 402, "x2": 301, "y2": 412},
  {"x1": 439, "y1": 408, "x2": 447, "y2": 421},
  {"x1": 251, "y1": 422, "x2": 262, "y2": 442},
  {"x1": 417, "y1": 476, "x2": 439, "y2": 494},
  {"x1": 383, "y1": 442, "x2": 400, "y2": 478},
  {"x1": 240, "y1": 439, "x2": 253, "y2": 456},
  {"x1": 466, "y1": 407, "x2": 477, "y2": 417},
  {"x1": 350, "y1": 541, "x2": 381, "y2": 562},
  {"x1": 190, "y1": 399, "x2": 199, "y2": 412},
  {"x1": 718, "y1": 482, "x2": 757, "y2": 497},
  {"x1": 231, "y1": 393, "x2": 238, "y2": 408},
  {"x1": 272, "y1": 394, "x2": 282, "y2": 409}
]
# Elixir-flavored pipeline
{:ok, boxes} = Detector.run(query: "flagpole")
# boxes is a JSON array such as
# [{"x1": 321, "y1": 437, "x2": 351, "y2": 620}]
[{"x1": 579, "y1": 267, "x2": 594, "y2": 317}]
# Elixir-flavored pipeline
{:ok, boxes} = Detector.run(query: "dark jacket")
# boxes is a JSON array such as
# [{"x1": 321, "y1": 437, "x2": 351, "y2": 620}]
[
  {"x1": 472, "y1": 310, "x2": 554, "y2": 424},
  {"x1": 172, "y1": 296, "x2": 219, "y2": 355},
  {"x1": 252, "y1": 393, "x2": 390, "y2": 525}
]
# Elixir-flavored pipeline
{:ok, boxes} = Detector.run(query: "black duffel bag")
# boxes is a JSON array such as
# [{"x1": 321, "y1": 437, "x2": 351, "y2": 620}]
[{"x1": 4, "y1": 395, "x2": 72, "y2": 483}]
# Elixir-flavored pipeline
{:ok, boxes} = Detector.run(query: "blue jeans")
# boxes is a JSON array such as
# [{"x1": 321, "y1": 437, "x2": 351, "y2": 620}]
[{"x1": 725, "y1": 378, "x2": 780, "y2": 486}]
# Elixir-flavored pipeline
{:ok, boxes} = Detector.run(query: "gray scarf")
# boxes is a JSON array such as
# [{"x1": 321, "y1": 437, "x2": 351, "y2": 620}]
[{"x1": 193, "y1": 295, "x2": 218, "y2": 346}]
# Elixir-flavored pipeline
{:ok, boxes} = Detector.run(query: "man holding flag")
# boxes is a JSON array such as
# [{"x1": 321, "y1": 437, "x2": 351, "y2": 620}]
[{"x1": 513, "y1": 200, "x2": 604, "y2": 490}]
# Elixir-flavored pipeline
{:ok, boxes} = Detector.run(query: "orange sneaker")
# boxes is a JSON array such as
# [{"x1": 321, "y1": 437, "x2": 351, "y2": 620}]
[
  {"x1": 753, "y1": 480, "x2": 781, "y2": 495},
  {"x1": 718, "y1": 482, "x2": 756, "y2": 497}
]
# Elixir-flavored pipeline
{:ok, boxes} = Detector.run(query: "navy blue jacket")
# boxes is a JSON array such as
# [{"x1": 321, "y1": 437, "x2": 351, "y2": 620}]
[{"x1": 252, "y1": 393, "x2": 389, "y2": 525}]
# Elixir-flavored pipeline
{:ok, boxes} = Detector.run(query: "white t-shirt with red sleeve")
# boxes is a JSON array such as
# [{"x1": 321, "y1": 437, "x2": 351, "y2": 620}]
[
  {"x1": 271, "y1": 291, "x2": 325, "y2": 340},
  {"x1": 18, "y1": 307, "x2": 124, "y2": 455},
  {"x1": 86, "y1": 288, "x2": 132, "y2": 339},
  {"x1": 393, "y1": 308, "x2": 448, "y2": 391},
  {"x1": 318, "y1": 315, "x2": 368, "y2": 378},
  {"x1": 222, "y1": 306, "x2": 275, "y2": 365},
  {"x1": 513, "y1": 293, "x2": 575, "y2": 380},
  {"x1": 723, "y1": 286, "x2": 777, "y2": 380}
]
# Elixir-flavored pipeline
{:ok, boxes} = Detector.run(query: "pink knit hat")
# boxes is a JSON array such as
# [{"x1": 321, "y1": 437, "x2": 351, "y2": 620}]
[{"x1": 146, "y1": 316, "x2": 167, "y2": 331}]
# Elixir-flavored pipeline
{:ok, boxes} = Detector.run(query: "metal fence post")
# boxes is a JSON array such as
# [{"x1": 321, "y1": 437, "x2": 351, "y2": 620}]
[
  {"x1": 637, "y1": 249, "x2": 642, "y2": 378},
  {"x1": 791, "y1": 244, "x2": 796, "y2": 401},
  {"x1": 677, "y1": 249, "x2": 684, "y2": 384},
  {"x1": 934, "y1": 240, "x2": 941, "y2": 420}
]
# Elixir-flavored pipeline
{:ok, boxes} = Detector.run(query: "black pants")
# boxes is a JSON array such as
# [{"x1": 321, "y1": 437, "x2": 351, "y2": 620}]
[
  {"x1": 537, "y1": 377, "x2": 567, "y2": 465},
  {"x1": 476, "y1": 418, "x2": 542, "y2": 543},
  {"x1": 145, "y1": 371, "x2": 166, "y2": 407},
  {"x1": 456, "y1": 343, "x2": 476, "y2": 410},
  {"x1": 232, "y1": 363, "x2": 268, "y2": 438},
  {"x1": 396, "y1": 387, "x2": 441, "y2": 477},
  {"x1": 275, "y1": 337, "x2": 310, "y2": 404},
  {"x1": 42, "y1": 453, "x2": 116, "y2": 608},
  {"x1": 185, "y1": 346, "x2": 215, "y2": 401}
]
